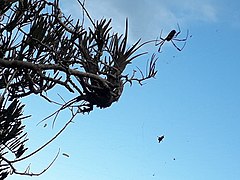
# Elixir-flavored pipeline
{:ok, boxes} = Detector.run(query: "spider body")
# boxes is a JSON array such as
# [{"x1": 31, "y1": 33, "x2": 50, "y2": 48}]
[
  {"x1": 155, "y1": 24, "x2": 188, "y2": 52},
  {"x1": 157, "y1": 135, "x2": 164, "y2": 143},
  {"x1": 165, "y1": 30, "x2": 177, "y2": 41}
]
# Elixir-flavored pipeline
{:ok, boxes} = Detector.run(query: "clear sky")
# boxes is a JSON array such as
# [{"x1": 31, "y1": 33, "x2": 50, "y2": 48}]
[{"x1": 8, "y1": 0, "x2": 240, "y2": 179}]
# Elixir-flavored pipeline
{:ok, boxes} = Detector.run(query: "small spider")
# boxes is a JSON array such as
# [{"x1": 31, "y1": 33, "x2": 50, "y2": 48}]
[
  {"x1": 155, "y1": 24, "x2": 189, "y2": 52},
  {"x1": 157, "y1": 135, "x2": 164, "y2": 143}
]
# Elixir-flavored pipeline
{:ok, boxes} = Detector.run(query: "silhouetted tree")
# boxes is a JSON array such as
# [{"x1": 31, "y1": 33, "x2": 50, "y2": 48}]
[{"x1": 0, "y1": 0, "x2": 159, "y2": 178}]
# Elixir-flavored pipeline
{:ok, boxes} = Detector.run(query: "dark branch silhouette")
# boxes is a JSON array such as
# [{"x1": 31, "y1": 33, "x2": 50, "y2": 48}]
[{"x1": 0, "y1": 0, "x2": 166, "y2": 178}]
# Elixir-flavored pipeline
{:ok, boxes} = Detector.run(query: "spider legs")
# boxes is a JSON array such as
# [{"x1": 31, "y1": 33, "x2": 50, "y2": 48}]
[
  {"x1": 171, "y1": 29, "x2": 189, "y2": 51},
  {"x1": 158, "y1": 40, "x2": 165, "y2": 52},
  {"x1": 155, "y1": 29, "x2": 166, "y2": 52},
  {"x1": 175, "y1": 23, "x2": 181, "y2": 37},
  {"x1": 173, "y1": 29, "x2": 189, "y2": 41},
  {"x1": 170, "y1": 40, "x2": 186, "y2": 51}
]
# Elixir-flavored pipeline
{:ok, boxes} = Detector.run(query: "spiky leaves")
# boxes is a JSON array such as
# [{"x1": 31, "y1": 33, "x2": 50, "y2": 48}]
[
  {"x1": 0, "y1": 97, "x2": 29, "y2": 178},
  {"x1": 0, "y1": 0, "x2": 159, "y2": 178},
  {"x1": 0, "y1": 0, "x2": 157, "y2": 112}
]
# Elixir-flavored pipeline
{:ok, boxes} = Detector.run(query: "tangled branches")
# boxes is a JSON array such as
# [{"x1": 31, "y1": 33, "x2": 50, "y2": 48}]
[
  {"x1": 0, "y1": 0, "x2": 157, "y2": 113},
  {"x1": 0, "y1": 0, "x2": 158, "y2": 178}
]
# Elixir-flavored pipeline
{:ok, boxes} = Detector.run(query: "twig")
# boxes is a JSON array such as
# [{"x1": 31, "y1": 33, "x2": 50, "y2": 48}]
[
  {"x1": 77, "y1": 0, "x2": 95, "y2": 28},
  {"x1": 11, "y1": 113, "x2": 77, "y2": 164},
  {"x1": 13, "y1": 148, "x2": 60, "y2": 176}
]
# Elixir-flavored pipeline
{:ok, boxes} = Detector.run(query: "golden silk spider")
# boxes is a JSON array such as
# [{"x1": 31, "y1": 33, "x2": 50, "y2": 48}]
[{"x1": 155, "y1": 24, "x2": 189, "y2": 52}]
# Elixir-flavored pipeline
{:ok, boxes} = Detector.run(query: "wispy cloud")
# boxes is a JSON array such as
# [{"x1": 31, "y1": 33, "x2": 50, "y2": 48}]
[
  {"x1": 175, "y1": 0, "x2": 218, "y2": 23},
  {"x1": 63, "y1": 0, "x2": 219, "y2": 42}
]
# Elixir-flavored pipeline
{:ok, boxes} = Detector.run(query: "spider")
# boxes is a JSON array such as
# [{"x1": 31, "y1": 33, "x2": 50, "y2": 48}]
[
  {"x1": 157, "y1": 135, "x2": 164, "y2": 143},
  {"x1": 155, "y1": 24, "x2": 189, "y2": 52}
]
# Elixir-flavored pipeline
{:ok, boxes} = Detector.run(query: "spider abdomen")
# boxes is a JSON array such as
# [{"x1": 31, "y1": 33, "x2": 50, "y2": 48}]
[{"x1": 166, "y1": 30, "x2": 176, "y2": 41}]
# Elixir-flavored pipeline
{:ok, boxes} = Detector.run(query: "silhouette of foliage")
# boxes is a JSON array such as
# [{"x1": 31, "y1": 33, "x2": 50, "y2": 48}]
[
  {"x1": 0, "y1": 0, "x2": 159, "y2": 178},
  {"x1": 0, "y1": 96, "x2": 29, "y2": 178}
]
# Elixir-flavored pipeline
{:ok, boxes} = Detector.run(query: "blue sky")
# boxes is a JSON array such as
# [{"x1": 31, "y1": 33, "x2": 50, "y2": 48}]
[{"x1": 8, "y1": 0, "x2": 240, "y2": 179}]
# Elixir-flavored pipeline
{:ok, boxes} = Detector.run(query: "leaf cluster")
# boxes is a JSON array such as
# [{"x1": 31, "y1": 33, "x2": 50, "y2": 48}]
[
  {"x1": 0, "y1": 0, "x2": 157, "y2": 113},
  {"x1": 0, "y1": 96, "x2": 29, "y2": 178},
  {"x1": 0, "y1": 0, "x2": 159, "y2": 178}
]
